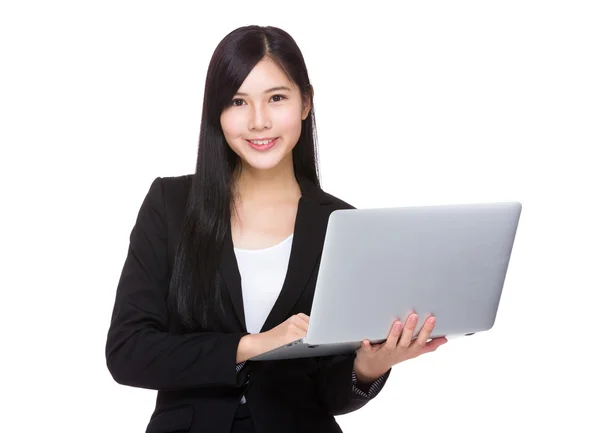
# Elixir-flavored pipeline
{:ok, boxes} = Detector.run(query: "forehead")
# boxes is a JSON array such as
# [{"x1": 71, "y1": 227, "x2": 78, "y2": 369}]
[{"x1": 236, "y1": 57, "x2": 295, "y2": 94}]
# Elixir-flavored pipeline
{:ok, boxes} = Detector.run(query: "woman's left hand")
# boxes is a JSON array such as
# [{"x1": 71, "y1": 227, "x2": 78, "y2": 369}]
[{"x1": 353, "y1": 313, "x2": 448, "y2": 382}]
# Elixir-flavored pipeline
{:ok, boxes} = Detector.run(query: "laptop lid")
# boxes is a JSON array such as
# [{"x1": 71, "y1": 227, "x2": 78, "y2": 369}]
[{"x1": 305, "y1": 201, "x2": 522, "y2": 345}]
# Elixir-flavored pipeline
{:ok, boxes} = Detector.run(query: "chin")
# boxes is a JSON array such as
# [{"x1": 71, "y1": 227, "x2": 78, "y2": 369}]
[
  {"x1": 237, "y1": 146, "x2": 294, "y2": 172},
  {"x1": 242, "y1": 156, "x2": 288, "y2": 172}
]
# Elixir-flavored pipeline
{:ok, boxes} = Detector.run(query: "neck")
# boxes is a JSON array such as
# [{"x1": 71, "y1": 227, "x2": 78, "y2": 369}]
[{"x1": 233, "y1": 163, "x2": 301, "y2": 205}]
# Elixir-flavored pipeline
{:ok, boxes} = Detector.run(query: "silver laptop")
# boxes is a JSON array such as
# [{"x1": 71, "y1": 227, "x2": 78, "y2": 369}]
[{"x1": 250, "y1": 201, "x2": 522, "y2": 361}]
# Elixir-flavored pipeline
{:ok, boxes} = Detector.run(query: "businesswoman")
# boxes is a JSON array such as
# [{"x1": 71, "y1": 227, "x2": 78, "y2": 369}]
[{"x1": 105, "y1": 25, "x2": 447, "y2": 433}]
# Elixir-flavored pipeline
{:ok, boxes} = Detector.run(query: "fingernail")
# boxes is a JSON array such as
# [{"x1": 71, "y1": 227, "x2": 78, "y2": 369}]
[{"x1": 394, "y1": 321, "x2": 402, "y2": 329}]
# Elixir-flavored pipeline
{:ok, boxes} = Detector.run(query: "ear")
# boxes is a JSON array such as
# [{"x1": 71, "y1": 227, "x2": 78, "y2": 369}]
[{"x1": 301, "y1": 85, "x2": 314, "y2": 120}]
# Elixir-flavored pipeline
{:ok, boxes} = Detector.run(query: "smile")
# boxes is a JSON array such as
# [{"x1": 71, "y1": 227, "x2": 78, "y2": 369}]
[{"x1": 246, "y1": 137, "x2": 278, "y2": 150}]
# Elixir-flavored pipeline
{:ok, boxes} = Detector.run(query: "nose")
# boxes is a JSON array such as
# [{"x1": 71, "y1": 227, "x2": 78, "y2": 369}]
[{"x1": 248, "y1": 103, "x2": 271, "y2": 131}]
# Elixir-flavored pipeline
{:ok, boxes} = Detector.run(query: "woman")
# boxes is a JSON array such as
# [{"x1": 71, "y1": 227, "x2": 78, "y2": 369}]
[{"x1": 105, "y1": 25, "x2": 447, "y2": 433}]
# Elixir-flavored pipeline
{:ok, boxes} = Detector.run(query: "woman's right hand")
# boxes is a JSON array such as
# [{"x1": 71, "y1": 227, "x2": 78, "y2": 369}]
[
  {"x1": 261, "y1": 313, "x2": 310, "y2": 351},
  {"x1": 237, "y1": 313, "x2": 310, "y2": 362}
]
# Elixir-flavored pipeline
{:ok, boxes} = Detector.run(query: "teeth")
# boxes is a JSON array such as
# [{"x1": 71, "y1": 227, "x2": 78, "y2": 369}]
[{"x1": 249, "y1": 139, "x2": 274, "y2": 145}]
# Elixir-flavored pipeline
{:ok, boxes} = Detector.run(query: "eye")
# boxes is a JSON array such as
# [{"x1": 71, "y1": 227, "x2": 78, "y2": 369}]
[
  {"x1": 231, "y1": 98, "x2": 245, "y2": 107},
  {"x1": 270, "y1": 94, "x2": 287, "y2": 102}
]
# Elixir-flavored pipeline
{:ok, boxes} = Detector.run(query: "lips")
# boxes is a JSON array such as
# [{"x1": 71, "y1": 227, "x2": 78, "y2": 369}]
[
  {"x1": 246, "y1": 138, "x2": 277, "y2": 145},
  {"x1": 246, "y1": 137, "x2": 278, "y2": 151}
]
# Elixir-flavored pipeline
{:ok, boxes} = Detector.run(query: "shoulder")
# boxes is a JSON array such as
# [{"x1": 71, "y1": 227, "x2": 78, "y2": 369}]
[
  {"x1": 140, "y1": 174, "x2": 193, "y2": 223},
  {"x1": 320, "y1": 189, "x2": 356, "y2": 211},
  {"x1": 157, "y1": 174, "x2": 193, "y2": 205},
  {"x1": 144, "y1": 174, "x2": 192, "y2": 197},
  {"x1": 147, "y1": 174, "x2": 355, "y2": 212},
  {"x1": 298, "y1": 176, "x2": 356, "y2": 211}
]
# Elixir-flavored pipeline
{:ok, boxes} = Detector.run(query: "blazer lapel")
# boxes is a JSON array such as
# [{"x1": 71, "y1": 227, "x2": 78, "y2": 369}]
[
  {"x1": 220, "y1": 176, "x2": 334, "y2": 334},
  {"x1": 260, "y1": 189, "x2": 332, "y2": 333},
  {"x1": 220, "y1": 230, "x2": 247, "y2": 331}
]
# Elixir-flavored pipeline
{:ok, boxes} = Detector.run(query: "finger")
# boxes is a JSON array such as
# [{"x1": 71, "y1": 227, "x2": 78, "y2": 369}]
[
  {"x1": 296, "y1": 313, "x2": 310, "y2": 324},
  {"x1": 292, "y1": 318, "x2": 309, "y2": 332},
  {"x1": 289, "y1": 324, "x2": 308, "y2": 339},
  {"x1": 421, "y1": 337, "x2": 447, "y2": 353},
  {"x1": 384, "y1": 321, "x2": 403, "y2": 350},
  {"x1": 292, "y1": 314, "x2": 309, "y2": 327},
  {"x1": 413, "y1": 316, "x2": 436, "y2": 348},
  {"x1": 360, "y1": 340, "x2": 373, "y2": 352},
  {"x1": 398, "y1": 314, "x2": 418, "y2": 348}
]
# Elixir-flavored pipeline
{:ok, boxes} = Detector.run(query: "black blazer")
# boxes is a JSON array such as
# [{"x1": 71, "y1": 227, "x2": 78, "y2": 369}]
[{"x1": 105, "y1": 174, "x2": 390, "y2": 433}]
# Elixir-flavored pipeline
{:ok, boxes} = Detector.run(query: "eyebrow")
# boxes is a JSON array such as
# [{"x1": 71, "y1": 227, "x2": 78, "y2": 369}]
[{"x1": 234, "y1": 86, "x2": 292, "y2": 96}]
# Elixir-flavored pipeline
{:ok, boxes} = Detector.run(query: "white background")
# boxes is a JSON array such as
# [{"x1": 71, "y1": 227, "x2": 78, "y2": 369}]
[{"x1": 1, "y1": 0, "x2": 599, "y2": 431}]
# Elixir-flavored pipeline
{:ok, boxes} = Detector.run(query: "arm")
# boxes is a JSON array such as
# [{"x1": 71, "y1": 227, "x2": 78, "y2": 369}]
[
  {"x1": 351, "y1": 369, "x2": 390, "y2": 399},
  {"x1": 315, "y1": 353, "x2": 391, "y2": 416},
  {"x1": 105, "y1": 177, "x2": 250, "y2": 391}
]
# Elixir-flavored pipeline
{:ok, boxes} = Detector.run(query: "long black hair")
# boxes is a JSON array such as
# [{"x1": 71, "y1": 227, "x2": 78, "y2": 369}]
[{"x1": 168, "y1": 25, "x2": 320, "y2": 329}]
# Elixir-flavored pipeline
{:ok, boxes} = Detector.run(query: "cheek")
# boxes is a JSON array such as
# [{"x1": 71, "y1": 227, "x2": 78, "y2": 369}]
[
  {"x1": 220, "y1": 112, "x2": 243, "y2": 140},
  {"x1": 219, "y1": 113, "x2": 244, "y2": 156},
  {"x1": 276, "y1": 107, "x2": 303, "y2": 136}
]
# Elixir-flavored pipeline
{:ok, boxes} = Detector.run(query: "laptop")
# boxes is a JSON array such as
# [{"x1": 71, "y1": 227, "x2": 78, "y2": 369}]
[{"x1": 250, "y1": 201, "x2": 522, "y2": 361}]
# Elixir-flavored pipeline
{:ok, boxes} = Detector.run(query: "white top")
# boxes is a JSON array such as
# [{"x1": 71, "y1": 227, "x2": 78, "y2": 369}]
[
  {"x1": 234, "y1": 234, "x2": 294, "y2": 334},
  {"x1": 232, "y1": 232, "x2": 385, "y2": 405}
]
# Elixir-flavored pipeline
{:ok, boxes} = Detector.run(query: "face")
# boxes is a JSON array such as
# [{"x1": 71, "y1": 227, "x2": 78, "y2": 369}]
[{"x1": 220, "y1": 57, "x2": 311, "y2": 175}]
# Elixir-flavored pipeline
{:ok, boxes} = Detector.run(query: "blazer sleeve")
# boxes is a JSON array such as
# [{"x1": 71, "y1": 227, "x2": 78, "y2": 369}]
[
  {"x1": 105, "y1": 177, "x2": 249, "y2": 391},
  {"x1": 316, "y1": 353, "x2": 391, "y2": 416}
]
